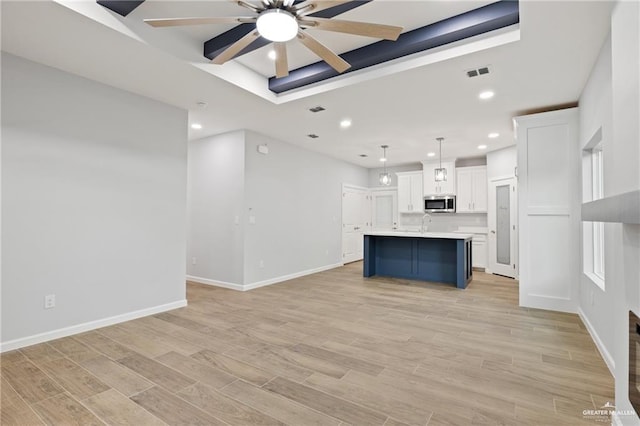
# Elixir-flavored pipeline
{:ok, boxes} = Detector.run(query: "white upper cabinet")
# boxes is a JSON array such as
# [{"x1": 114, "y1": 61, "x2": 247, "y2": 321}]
[
  {"x1": 396, "y1": 171, "x2": 423, "y2": 213},
  {"x1": 422, "y1": 161, "x2": 456, "y2": 195},
  {"x1": 456, "y1": 166, "x2": 488, "y2": 213}
]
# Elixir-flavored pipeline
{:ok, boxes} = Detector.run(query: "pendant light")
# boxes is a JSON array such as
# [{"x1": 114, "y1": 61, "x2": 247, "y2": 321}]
[
  {"x1": 434, "y1": 137, "x2": 447, "y2": 182},
  {"x1": 379, "y1": 145, "x2": 391, "y2": 186}
]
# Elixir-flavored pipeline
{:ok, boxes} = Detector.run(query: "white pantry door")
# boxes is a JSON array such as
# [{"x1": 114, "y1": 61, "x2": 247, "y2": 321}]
[
  {"x1": 342, "y1": 185, "x2": 370, "y2": 263},
  {"x1": 488, "y1": 177, "x2": 518, "y2": 278}
]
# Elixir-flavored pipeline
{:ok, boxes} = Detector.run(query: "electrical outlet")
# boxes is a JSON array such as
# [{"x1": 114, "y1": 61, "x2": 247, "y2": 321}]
[
  {"x1": 590, "y1": 290, "x2": 595, "y2": 306},
  {"x1": 192, "y1": 257, "x2": 197, "y2": 265},
  {"x1": 259, "y1": 260, "x2": 264, "y2": 268},
  {"x1": 325, "y1": 249, "x2": 329, "y2": 256},
  {"x1": 44, "y1": 294, "x2": 56, "y2": 309}
]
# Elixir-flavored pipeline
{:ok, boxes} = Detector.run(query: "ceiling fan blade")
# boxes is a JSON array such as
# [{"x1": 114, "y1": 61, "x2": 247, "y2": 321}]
[
  {"x1": 145, "y1": 17, "x2": 255, "y2": 27},
  {"x1": 235, "y1": 0, "x2": 263, "y2": 13},
  {"x1": 301, "y1": 17, "x2": 402, "y2": 41},
  {"x1": 295, "y1": 1, "x2": 352, "y2": 15},
  {"x1": 274, "y1": 42, "x2": 289, "y2": 78},
  {"x1": 212, "y1": 30, "x2": 260, "y2": 64},
  {"x1": 297, "y1": 31, "x2": 351, "y2": 73}
]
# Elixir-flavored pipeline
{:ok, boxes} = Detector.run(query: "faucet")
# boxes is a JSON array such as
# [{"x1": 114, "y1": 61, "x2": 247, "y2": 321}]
[{"x1": 421, "y1": 213, "x2": 431, "y2": 233}]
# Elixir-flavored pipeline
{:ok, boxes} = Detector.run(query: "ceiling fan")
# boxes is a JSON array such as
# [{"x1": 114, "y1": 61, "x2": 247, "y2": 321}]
[{"x1": 144, "y1": 0, "x2": 403, "y2": 78}]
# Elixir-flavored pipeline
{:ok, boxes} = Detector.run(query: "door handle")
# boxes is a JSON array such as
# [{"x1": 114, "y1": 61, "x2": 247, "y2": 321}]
[{"x1": 490, "y1": 230, "x2": 496, "y2": 234}]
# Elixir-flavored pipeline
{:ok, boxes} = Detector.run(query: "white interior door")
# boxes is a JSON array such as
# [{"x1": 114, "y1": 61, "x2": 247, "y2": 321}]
[
  {"x1": 488, "y1": 177, "x2": 518, "y2": 278},
  {"x1": 342, "y1": 185, "x2": 369, "y2": 263},
  {"x1": 371, "y1": 190, "x2": 398, "y2": 231}
]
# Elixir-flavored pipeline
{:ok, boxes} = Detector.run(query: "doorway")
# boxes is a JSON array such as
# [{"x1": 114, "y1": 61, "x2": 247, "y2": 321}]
[
  {"x1": 341, "y1": 185, "x2": 370, "y2": 263},
  {"x1": 488, "y1": 177, "x2": 518, "y2": 278},
  {"x1": 371, "y1": 189, "x2": 398, "y2": 231}
]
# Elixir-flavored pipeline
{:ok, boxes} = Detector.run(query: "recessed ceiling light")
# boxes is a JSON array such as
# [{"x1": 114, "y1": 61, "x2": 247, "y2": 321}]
[
  {"x1": 379, "y1": 157, "x2": 387, "y2": 162},
  {"x1": 268, "y1": 50, "x2": 276, "y2": 61},
  {"x1": 340, "y1": 119, "x2": 352, "y2": 129},
  {"x1": 478, "y1": 144, "x2": 488, "y2": 150},
  {"x1": 191, "y1": 123, "x2": 202, "y2": 130},
  {"x1": 479, "y1": 91, "x2": 495, "y2": 100},
  {"x1": 488, "y1": 132, "x2": 500, "y2": 138},
  {"x1": 427, "y1": 152, "x2": 436, "y2": 157}
]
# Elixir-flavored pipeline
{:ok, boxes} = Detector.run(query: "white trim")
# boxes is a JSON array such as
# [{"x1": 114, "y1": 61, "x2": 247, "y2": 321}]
[
  {"x1": 244, "y1": 263, "x2": 343, "y2": 291},
  {"x1": 186, "y1": 275, "x2": 245, "y2": 291},
  {"x1": 577, "y1": 307, "x2": 615, "y2": 375},
  {"x1": 188, "y1": 262, "x2": 343, "y2": 292},
  {"x1": 520, "y1": 294, "x2": 577, "y2": 314},
  {"x1": 0, "y1": 300, "x2": 187, "y2": 353}
]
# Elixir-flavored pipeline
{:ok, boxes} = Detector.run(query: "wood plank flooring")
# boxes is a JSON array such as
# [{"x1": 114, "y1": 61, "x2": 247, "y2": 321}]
[{"x1": 1, "y1": 263, "x2": 614, "y2": 425}]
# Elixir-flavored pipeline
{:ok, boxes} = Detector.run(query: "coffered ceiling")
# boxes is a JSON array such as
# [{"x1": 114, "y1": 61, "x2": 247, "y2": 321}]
[{"x1": 1, "y1": 1, "x2": 614, "y2": 167}]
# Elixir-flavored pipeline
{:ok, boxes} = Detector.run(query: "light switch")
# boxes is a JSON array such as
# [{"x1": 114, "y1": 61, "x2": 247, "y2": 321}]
[{"x1": 249, "y1": 215, "x2": 256, "y2": 224}]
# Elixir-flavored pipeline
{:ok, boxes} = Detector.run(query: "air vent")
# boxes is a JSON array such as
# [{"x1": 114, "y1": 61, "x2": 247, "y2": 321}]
[
  {"x1": 466, "y1": 65, "x2": 491, "y2": 78},
  {"x1": 307, "y1": 134, "x2": 319, "y2": 139},
  {"x1": 309, "y1": 106, "x2": 326, "y2": 113}
]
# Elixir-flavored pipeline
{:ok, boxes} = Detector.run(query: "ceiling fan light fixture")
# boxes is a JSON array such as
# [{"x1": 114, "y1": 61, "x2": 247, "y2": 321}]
[{"x1": 256, "y1": 9, "x2": 298, "y2": 42}]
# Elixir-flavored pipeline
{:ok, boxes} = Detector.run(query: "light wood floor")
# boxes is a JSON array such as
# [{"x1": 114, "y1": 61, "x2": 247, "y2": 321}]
[{"x1": 1, "y1": 263, "x2": 614, "y2": 425}]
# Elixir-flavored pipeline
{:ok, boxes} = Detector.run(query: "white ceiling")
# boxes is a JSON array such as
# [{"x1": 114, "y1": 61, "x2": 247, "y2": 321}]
[{"x1": 1, "y1": 1, "x2": 613, "y2": 168}]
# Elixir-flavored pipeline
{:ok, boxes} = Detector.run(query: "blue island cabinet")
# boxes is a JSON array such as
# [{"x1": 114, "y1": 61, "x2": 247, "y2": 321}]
[{"x1": 363, "y1": 233, "x2": 473, "y2": 289}]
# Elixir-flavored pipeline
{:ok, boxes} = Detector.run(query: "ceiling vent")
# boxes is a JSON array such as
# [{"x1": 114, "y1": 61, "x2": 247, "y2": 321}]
[
  {"x1": 466, "y1": 66, "x2": 491, "y2": 78},
  {"x1": 307, "y1": 134, "x2": 319, "y2": 139},
  {"x1": 309, "y1": 106, "x2": 326, "y2": 113}
]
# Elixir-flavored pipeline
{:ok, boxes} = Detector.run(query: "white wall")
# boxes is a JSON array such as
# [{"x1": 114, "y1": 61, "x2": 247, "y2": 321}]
[
  {"x1": 187, "y1": 130, "x2": 369, "y2": 288},
  {"x1": 487, "y1": 146, "x2": 517, "y2": 181},
  {"x1": 1, "y1": 54, "x2": 188, "y2": 349},
  {"x1": 570, "y1": 2, "x2": 640, "y2": 423},
  {"x1": 368, "y1": 164, "x2": 422, "y2": 188},
  {"x1": 187, "y1": 131, "x2": 245, "y2": 285},
  {"x1": 609, "y1": 2, "x2": 640, "y2": 423},
  {"x1": 577, "y1": 35, "x2": 616, "y2": 370},
  {"x1": 243, "y1": 131, "x2": 369, "y2": 285}
]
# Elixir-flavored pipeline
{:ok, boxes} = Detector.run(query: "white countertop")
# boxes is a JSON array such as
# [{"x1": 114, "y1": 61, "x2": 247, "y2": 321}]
[{"x1": 365, "y1": 231, "x2": 473, "y2": 240}]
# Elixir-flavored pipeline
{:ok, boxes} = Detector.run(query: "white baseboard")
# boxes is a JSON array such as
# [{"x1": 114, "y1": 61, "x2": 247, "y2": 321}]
[
  {"x1": 243, "y1": 263, "x2": 343, "y2": 291},
  {"x1": 520, "y1": 294, "x2": 577, "y2": 314},
  {"x1": 578, "y1": 307, "x2": 615, "y2": 375},
  {"x1": 0, "y1": 300, "x2": 187, "y2": 353},
  {"x1": 187, "y1": 262, "x2": 343, "y2": 292},
  {"x1": 186, "y1": 275, "x2": 244, "y2": 291}
]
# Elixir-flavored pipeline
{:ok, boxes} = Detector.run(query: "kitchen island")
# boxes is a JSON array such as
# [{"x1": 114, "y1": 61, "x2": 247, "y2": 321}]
[{"x1": 363, "y1": 231, "x2": 473, "y2": 289}]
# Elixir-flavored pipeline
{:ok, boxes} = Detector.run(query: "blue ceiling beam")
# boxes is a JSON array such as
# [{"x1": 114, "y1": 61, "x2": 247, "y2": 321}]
[
  {"x1": 204, "y1": 1, "x2": 372, "y2": 60},
  {"x1": 269, "y1": 0, "x2": 519, "y2": 93},
  {"x1": 97, "y1": 0, "x2": 145, "y2": 17}
]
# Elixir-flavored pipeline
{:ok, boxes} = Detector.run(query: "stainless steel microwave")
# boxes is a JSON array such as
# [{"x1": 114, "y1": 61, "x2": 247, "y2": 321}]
[{"x1": 424, "y1": 195, "x2": 456, "y2": 213}]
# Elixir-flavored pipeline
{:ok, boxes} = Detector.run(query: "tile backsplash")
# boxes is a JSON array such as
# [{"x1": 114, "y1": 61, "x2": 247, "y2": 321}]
[{"x1": 399, "y1": 213, "x2": 487, "y2": 232}]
